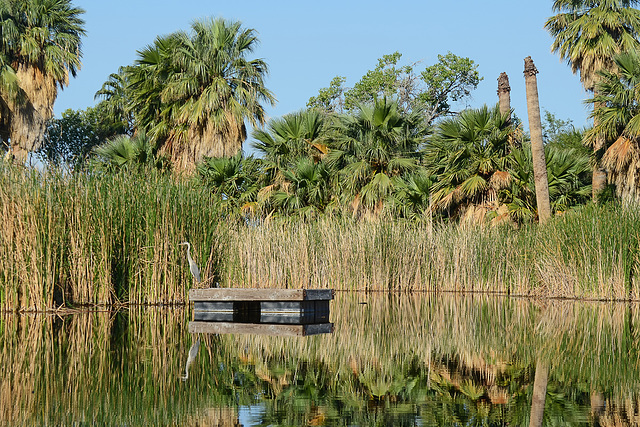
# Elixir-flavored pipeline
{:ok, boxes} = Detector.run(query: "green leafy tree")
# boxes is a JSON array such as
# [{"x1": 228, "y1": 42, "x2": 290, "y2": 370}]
[
  {"x1": 308, "y1": 51, "x2": 481, "y2": 124},
  {"x1": 545, "y1": 0, "x2": 640, "y2": 199},
  {"x1": 306, "y1": 76, "x2": 346, "y2": 113},
  {"x1": 39, "y1": 106, "x2": 121, "y2": 168},
  {"x1": 542, "y1": 110, "x2": 590, "y2": 158},
  {"x1": 126, "y1": 17, "x2": 275, "y2": 173},
  {"x1": 418, "y1": 52, "x2": 483, "y2": 122},
  {"x1": 0, "y1": 0, "x2": 85, "y2": 163},
  {"x1": 343, "y1": 52, "x2": 411, "y2": 111}
]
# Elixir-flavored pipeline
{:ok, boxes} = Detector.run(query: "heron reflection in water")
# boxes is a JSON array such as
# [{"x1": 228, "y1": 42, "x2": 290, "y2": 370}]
[
  {"x1": 181, "y1": 337, "x2": 201, "y2": 381},
  {"x1": 179, "y1": 241, "x2": 201, "y2": 283}
]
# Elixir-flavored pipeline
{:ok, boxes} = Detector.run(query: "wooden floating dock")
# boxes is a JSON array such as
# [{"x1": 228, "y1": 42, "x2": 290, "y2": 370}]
[{"x1": 188, "y1": 288, "x2": 334, "y2": 336}]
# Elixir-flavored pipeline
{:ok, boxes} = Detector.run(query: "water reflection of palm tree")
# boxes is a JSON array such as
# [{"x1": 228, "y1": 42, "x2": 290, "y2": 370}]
[
  {"x1": 181, "y1": 337, "x2": 201, "y2": 381},
  {"x1": 529, "y1": 360, "x2": 548, "y2": 427}
]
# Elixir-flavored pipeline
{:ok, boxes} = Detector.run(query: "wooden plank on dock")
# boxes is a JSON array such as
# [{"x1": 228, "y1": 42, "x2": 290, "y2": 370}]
[
  {"x1": 188, "y1": 321, "x2": 334, "y2": 336},
  {"x1": 189, "y1": 288, "x2": 334, "y2": 302}
]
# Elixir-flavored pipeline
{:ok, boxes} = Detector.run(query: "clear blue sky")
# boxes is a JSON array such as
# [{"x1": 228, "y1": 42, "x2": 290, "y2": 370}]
[{"x1": 54, "y1": 0, "x2": 592, "y2": 146}]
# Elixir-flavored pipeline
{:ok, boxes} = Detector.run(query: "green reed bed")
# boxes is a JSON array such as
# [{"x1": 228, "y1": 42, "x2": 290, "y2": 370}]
[
  {"x1": 3, "y1": 163, "x2": 640, "y2": 311},
  {"x1": 225, "y1": 218, "x2": 516, "y2": 292},
  {"x1": 0, "y1": 166, "x2": 226, "y2": 311}
]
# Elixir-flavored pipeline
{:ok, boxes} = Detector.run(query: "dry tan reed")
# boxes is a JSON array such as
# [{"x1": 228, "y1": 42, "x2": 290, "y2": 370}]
[{"x1": 224, "y1": 206, "x2": 640, "y2": 300}]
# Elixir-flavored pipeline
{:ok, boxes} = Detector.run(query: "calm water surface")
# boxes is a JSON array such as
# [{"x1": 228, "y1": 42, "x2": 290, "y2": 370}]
[{"x1": 2, "y1": 293, "x2": 639, "y2": 426}]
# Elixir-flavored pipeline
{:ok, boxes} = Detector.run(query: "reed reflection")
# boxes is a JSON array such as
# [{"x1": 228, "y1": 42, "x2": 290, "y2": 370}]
[{"x1": 1, "y1": 294, "x2": 639, "y2": 425}]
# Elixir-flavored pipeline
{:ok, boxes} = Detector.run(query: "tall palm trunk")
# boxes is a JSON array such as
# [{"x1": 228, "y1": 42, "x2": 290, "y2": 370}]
[
  {"x1": 7, "y1": 65, "x2": 58, "y2": 163},
  {"x1": 529, "y1": 359, "x2": 549, "y2": 427},
  {"x1": 524, "y1": 57, "x2": 552, "y2": 224},
  {"x1": 592, "y1": 94, "x2": 608, "y2": 201},
  {"x1": 497, "y1": 72, "x2": 511, "y2": 120},
  {"x1": 161, "y1": 120, "x2": 246, "y2": 174}
]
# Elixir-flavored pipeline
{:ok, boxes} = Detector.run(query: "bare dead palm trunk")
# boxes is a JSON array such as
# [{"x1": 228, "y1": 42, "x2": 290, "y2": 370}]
[
  {"x1": 497, "y1": 72, "x2": 511, "y2": 120},
  {"x1": 590, "y1": 391, "x2": 605, "y2": 423},
  {"x1": 524, "y1": 57, "x2": 552, "y2": 224},
  {"x1": 529, "y1": 359, "x2": 549, "y2": 427}
]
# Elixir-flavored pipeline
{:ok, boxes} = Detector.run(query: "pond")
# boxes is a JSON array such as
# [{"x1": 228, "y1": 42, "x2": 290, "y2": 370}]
[{"x1": 2, "y1": 292, "x2": 639, "y2": 426}]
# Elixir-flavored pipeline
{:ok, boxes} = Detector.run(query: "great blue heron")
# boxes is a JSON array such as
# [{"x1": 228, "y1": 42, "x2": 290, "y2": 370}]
[
  {"x1": 179, "y1": 241, "x2": 201, "y2": 283},
  {"x1": 181, "y1": 337, "x2": 201, "y2": 381}
]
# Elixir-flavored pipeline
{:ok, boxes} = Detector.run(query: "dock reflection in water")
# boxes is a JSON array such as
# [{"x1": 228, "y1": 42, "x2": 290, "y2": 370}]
[
  {"x1": 2, "y1": 293, "x2": 640, "y2": 425},
  {"x1": 188, "y1": 287, "x2": 334, "y2": 337}
]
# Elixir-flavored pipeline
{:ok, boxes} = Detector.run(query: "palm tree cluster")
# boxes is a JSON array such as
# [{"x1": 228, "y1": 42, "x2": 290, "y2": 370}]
[
  {"x1": 8, "y1": 1, "x2": 640, "y2": 220},
  {"x1": 194, "y1": 98, "x2": 591, "y2": 223},
  {"x1": 546, "y1": 0, "x2": 640, "y2": 199},
  {"x1": 92, "y1": 17, "x2": 275, "y2": 174},
  {"x1": 589, "y1": 49, "x2": 640, "y2": 202}
]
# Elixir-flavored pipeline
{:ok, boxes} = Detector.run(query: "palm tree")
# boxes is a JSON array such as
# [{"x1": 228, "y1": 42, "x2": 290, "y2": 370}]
[
  {"x1": 271, "y1": 157, "x2": 332, "y2": 217},
  {"x1": 503, "y1": 144, "x2": 591, "y2": 220},
  {"x1": 424, "y1": 105, "x2": 514, "y2": 218},
  {"x1": 0, "y1": 0, "x2": 85, "y2": 163},
  {"x1": 545, "y1": 0, "x2": 640, "y2": 199},
  {"x1": 524, "y1": 56, "x2": 552, "y2": 224},
  {"x1": 251, "y1": 109, "x2": 329, "y2": 213},
  {"x1": 252, "y1": 109, "x2": 327, "y2": 175},
  {"x1": 587, "y1": 50, "x2": 640, "y2": 202},
  {"x1": 90, "y1": 132, "x2": 166, "y2": 172},
  {"x1": 127, "y1": 17, "x2": 275, "y2": 173},
  {"x1": 94, "y1": 66, "x2": 134, "y2": 135},
  {"x1": 393, "y1": 171, "x2": 433, "y2": 220},
  {"x1": 327, "y1": 97, "x2": 427, "y2": 216},
  {"x1": 197, "y1": 152, "x2": 263, "y2": 215}
]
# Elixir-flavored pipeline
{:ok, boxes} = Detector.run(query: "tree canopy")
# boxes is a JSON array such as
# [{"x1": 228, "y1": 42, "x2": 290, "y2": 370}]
[{"x1": 307, "y1": 51, "x2": 481, "y2": 124}]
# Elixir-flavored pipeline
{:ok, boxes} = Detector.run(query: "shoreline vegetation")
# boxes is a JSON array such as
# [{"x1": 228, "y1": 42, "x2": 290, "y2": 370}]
[
  {"x1": 2, "y1": 165, "x2": 639, "y2": 312},
  {"x1": 7, "y1": 3, "x2": 640, "y2": 313}
]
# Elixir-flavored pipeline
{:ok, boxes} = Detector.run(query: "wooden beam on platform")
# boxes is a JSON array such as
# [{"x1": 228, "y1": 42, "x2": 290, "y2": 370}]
[
  {"x1": 188, "y1": 321, "x2": 334, "y2": 336},
  {"x1": 189, "y1": 288, "x2": 334, "y2": 302}
]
